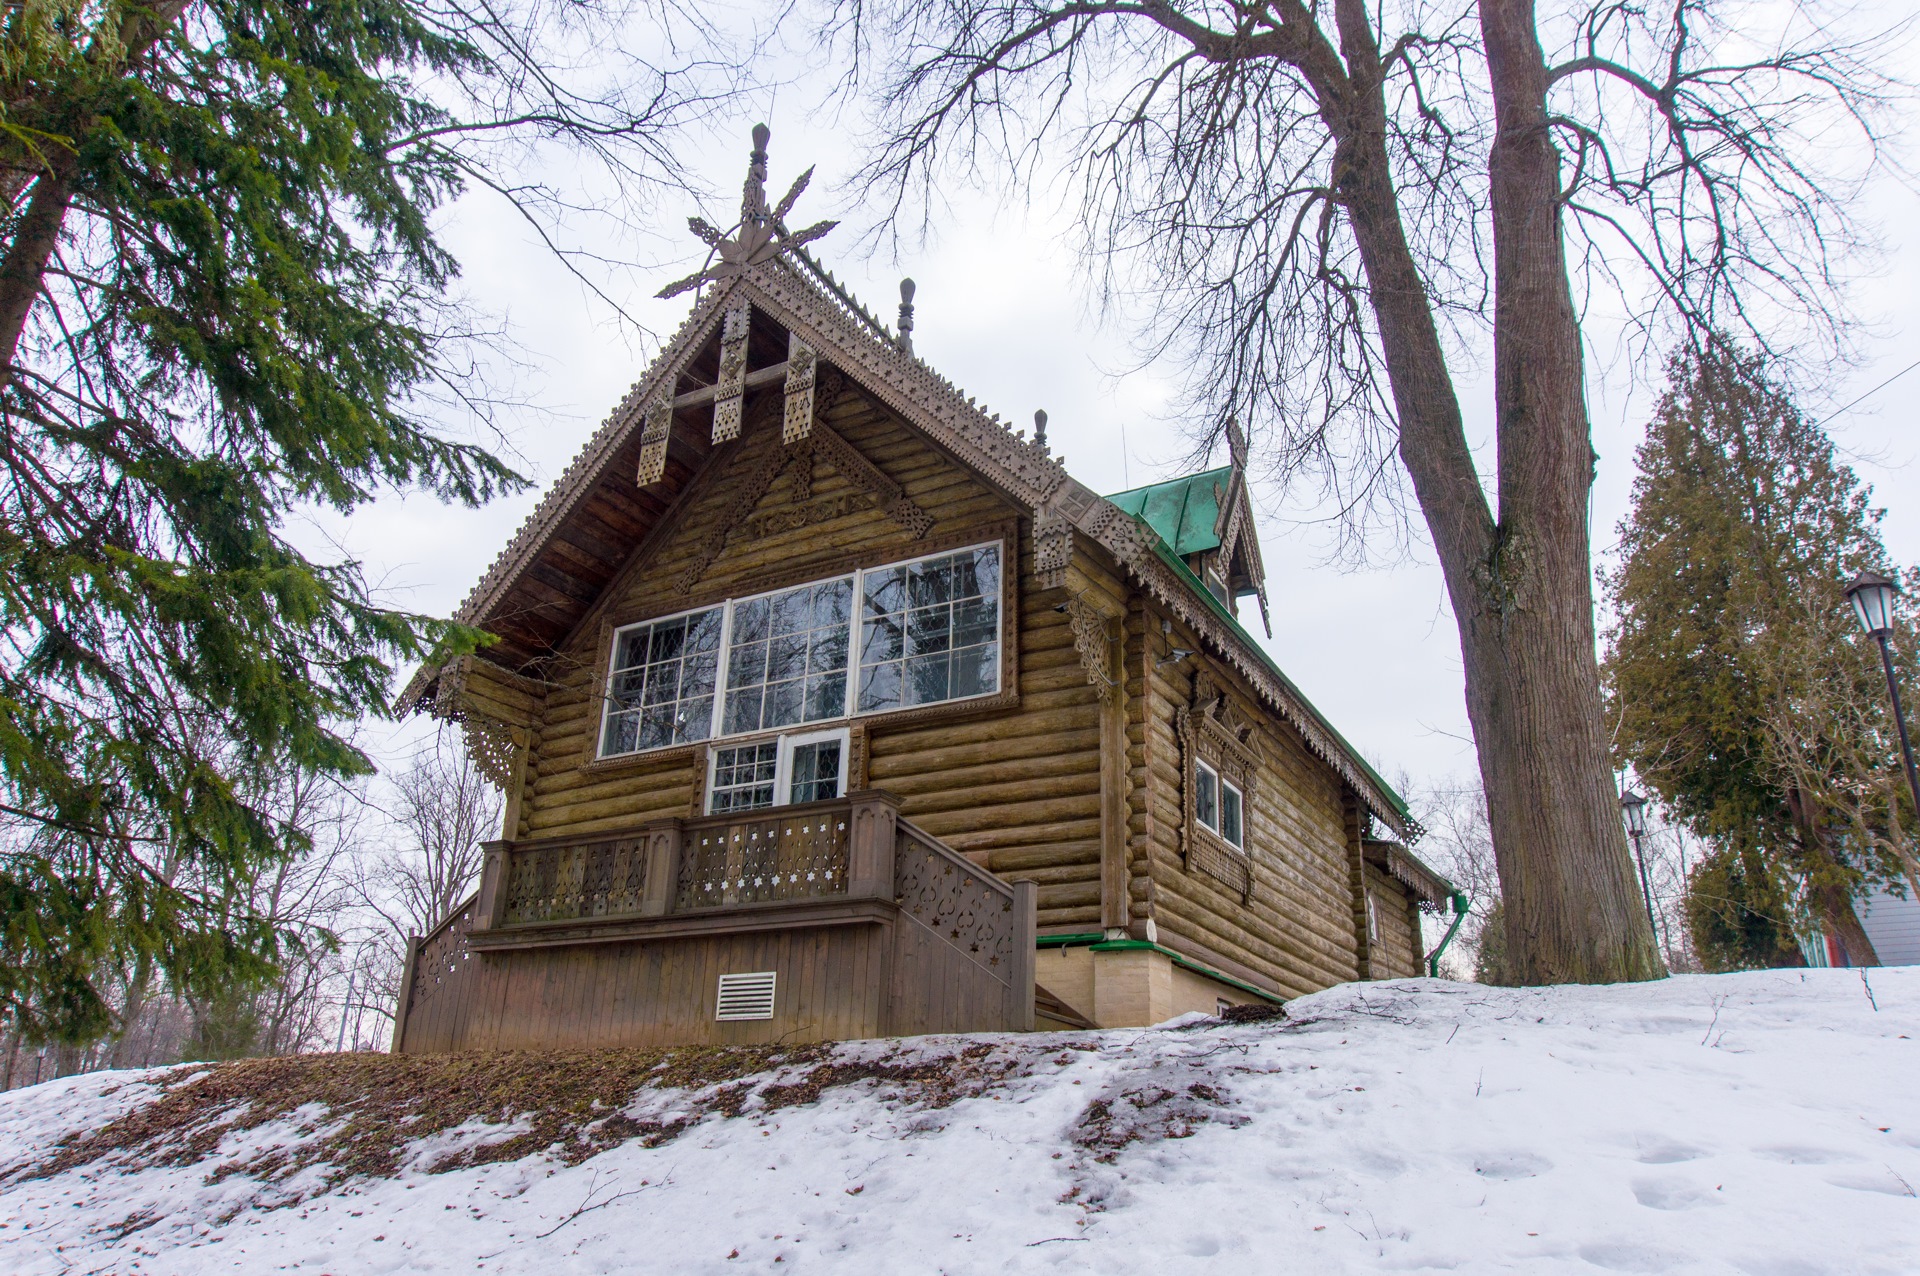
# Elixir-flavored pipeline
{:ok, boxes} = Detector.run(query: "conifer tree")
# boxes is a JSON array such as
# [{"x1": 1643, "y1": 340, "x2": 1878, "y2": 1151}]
[
  {"x1": 1604, "y1": 347, "x2": 1920, "y2": 967},
  {"x1": 0, "y1": 0, "x2": 714, "y2": 1042}
]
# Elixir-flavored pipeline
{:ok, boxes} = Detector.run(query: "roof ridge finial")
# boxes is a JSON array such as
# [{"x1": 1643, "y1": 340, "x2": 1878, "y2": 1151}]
[
  {"x1": 1033, "y1": 409, "x2": 1048, "y2": 454},
  {"x1": 897, "y1": 278, "x2": 916, "y2": 354},
  {"x1": 743, "y1": 122, "x2": 771, "y2": 225},
  {"x1": 1226, "y1": 415, "x2": 1248, "y2": 469}
]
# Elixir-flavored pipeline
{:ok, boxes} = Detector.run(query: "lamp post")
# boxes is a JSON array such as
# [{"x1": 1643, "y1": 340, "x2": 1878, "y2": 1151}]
[
  {"x1": 1619, "y1": 788, "x2": 1659, "y2": 945},
  {"x1": 1844, "y1": 571, "x2": 1920, "y2": 829}
]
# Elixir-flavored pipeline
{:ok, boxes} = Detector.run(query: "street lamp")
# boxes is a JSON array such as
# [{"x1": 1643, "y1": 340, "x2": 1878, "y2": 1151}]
[
  {"x1": 1619, "y1": 788, "x2": 1659, "y2": 943},
  {"x1": 1844, "y1": 570, "x2": 1920, "y2": 832}
]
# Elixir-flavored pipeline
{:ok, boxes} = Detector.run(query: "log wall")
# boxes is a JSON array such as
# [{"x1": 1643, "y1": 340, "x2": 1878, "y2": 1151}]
[
  {"x1": 1363, "y1": 865, "x2": 1426, "y2": 979},
  {"x1": 1128, "y1": 590, "x2": 1364, "y2": 998}
]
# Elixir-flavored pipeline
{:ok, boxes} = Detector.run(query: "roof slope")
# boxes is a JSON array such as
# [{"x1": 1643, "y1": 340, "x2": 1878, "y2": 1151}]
[{"x1": 1105, "y1": 468, "x2": 1232, "y2": 558}]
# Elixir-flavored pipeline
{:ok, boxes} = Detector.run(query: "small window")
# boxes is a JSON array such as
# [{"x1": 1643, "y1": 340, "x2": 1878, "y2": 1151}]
[
  {"x1": 709, "y1": 740, "x2": 779, "y2": 813},
  {"x1": 1216, "y1": 998, "x2": 1232, "y2": 1017},
  {"x1": 707, "y1": 728, "x2": 849, "y2": 814},
  {"x1": 716, "y1": 971, "x2": 777, "y2": 1021},
  {"x1": 787, "y1": 734, "x2": 844, "y2": 804},
  {"x1": 1196, "y1": 762, "x2": 1218, "y2": 831},
  {"x1": 1195, "y1": 761, "x2": 1244, "y2": 849}
]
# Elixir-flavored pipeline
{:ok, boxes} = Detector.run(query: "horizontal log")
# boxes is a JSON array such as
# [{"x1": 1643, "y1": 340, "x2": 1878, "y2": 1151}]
[
  {"x1": 671, "y1": 362, "x2": 789, "y2": 408},
  {"x1": 870, "y1": 752, "x2": 1094, "y2": 796},
  {"x1": 932, "y1": 817, "x2": 1101, "y2": 853},
  {"x1": 869, "y1": 727, "x2": 1099, "y2": 774}
]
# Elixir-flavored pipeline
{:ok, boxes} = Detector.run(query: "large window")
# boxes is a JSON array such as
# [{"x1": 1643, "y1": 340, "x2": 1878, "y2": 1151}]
[
  {"x1": 858, "y1": 545, "x2": 999, "y2": 713},
  {"x1": 599, "y1": 542, "x2": 1002, "y2": 759},
  {"x1": 723, "y1": 578, "x2": 853, "y2": 734},
  {"x1": 601, "y1": 608, "x2": 722, "y2": 755}
]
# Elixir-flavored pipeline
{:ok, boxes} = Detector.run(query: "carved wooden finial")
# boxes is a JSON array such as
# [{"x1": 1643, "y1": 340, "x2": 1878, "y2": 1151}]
[
  {"x1": 1033, "y1": 409, "x2": 1048, "y2": 453},
  {"x1": 897, "y1": 278, "x2": 916, "y2": 354},
  {"x1": 743, "y1": 123, "x2": 772, "y2": 224},
  {"x1": 1226, "y1": 415, "x2": 1248, "y2": 469}
]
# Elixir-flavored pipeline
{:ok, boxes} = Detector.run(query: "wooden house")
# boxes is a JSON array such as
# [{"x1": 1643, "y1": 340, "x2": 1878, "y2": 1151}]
[{"x1": 390, "y1": 129, "x2": 1456, "y2": 1053}]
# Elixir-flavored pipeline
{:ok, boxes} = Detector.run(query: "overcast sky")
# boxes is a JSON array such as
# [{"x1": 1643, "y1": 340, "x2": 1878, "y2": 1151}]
[{"x1": 318, "y1": 15, "x2": 1920, "y2": 802}]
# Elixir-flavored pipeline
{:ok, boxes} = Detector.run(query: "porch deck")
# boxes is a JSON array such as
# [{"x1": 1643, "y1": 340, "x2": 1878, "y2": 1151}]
[{"x1": 393, "y1": 790, "x2": 1037, "y2": 1052}]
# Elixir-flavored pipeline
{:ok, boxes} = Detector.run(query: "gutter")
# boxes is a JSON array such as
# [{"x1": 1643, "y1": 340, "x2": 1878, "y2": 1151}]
[
  {"x1": 1426, "y1": 891, "x2": 1472, "y2": 978},
  {"x1": 1035, "y1": 932, "x2": 1285, "y2": 1005}
]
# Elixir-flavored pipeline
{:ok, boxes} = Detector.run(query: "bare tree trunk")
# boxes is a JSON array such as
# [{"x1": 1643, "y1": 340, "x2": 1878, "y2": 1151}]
[
  {"x1": 1788, "y1": 788, "x2": 1880, "y2": 966},
  {"x1": 1330, "y1": 0, "x2": 1662, "y2": 983}
]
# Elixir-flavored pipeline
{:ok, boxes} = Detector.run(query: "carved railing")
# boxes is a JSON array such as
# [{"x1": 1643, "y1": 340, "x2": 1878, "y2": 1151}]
[
  {"x1": 674, "y1": 802, "x2": 850, "y2": 910},
  {"x1": 501, "y1": 834, "x2": 649, "y2": 924},
  {"x1": 393, "y1": 892, "x2": 479, "y2": 1051},
  {"x1": 405, "y1": 791, "x2": 1038, "y2": 1044},
  {"x1": 893, "y1": 821, "x2": 1021, "y2": 976}
]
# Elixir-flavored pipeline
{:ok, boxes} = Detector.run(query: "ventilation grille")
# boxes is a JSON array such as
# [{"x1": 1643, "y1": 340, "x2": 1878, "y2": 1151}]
[{"x1": 715, "y1": 970, "x2": 778, "y2": 1021}]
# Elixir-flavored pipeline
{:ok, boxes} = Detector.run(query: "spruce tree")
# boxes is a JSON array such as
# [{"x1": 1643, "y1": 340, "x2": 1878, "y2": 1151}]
[
  {"x1": 0, "y1": 1, "x2": 710, "y2": 1042},
  {"x1": 1604, "y1": 347, "x2": 1919, "y2": 967}
]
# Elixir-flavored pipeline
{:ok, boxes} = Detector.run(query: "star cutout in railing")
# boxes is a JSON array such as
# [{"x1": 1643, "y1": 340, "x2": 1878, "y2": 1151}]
[{"x1": 656, "y1": 124, "x2": 840, "y2": 300}]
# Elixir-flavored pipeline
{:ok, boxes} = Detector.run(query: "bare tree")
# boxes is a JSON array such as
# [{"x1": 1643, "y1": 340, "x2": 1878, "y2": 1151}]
[
  {"x1": 819, "y1": 0, "x2": 1898, "y2": 982},
  {"x1": 351, "y1": 738, "x2": 503, "y2": 1031}
]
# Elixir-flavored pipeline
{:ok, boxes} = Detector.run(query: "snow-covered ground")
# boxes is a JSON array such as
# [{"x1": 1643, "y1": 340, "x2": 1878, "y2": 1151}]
[{"x1": 1, "y1": 969, "x2": 1915, "y2": 1275}]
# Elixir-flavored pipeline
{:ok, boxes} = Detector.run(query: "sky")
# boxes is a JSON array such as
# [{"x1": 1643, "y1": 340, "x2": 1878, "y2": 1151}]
[{"x1": 316, "y1": 9, "x2": 1920, "y2": 805}]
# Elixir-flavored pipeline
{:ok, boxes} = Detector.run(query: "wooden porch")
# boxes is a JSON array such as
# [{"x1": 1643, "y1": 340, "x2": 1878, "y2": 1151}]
[{"x1": 392, "y1": 791, "x2": 1038, "y2": 1052}]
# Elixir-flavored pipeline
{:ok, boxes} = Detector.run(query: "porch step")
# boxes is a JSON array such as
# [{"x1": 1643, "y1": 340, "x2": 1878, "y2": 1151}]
[{"x1": 1033, "y1": 982, "x2": 1097, "y2": 1031}]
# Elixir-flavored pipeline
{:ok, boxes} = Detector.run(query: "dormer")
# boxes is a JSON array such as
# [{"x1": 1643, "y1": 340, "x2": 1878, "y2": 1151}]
[{"x1": 1103, "y1": 419, "x2": 1271, "y2": 636}]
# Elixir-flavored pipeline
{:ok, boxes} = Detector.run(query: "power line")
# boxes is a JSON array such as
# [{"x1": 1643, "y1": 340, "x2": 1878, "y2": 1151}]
[{"x1": 1823, "y1": 356, "x2": 1920, "y2": 424}]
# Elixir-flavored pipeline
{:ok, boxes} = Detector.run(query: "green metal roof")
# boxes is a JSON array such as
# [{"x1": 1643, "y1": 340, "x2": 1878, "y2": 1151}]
[{"x1": 1104, "y1": 467, "x2": 1232, "y2": 559}]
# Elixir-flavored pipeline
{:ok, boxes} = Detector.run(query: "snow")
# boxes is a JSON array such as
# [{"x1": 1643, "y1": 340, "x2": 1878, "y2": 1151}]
[{"x1": 2, "y1": 969, "x2": 1915, "y2": 1275}]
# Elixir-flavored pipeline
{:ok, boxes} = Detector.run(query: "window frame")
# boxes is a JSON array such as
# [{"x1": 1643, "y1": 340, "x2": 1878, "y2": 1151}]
[
  {"x1": 596, "y1": 601, "x2": 727, "y2": 759},
  {"x1": 704, "y1": 725, "x2": 852, "y2": 815},
  {"x1": 1194, "y1": 759, "x2": 1245, "y2": 850},
  {"x1": 597, "y1": 536, "x2": 1008, "y2": 762}
]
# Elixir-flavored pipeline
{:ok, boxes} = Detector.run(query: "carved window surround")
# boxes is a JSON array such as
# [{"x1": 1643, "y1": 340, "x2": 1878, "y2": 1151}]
[{"x1": 1177, "y1": 671, "x2": 1262, "y2": 901}]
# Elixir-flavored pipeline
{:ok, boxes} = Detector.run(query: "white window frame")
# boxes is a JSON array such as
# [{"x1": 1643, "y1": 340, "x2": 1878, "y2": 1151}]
[
  {"x1": 1195, "y1": 759, "x2": 1246, "y2": 850},
  {"x1": 599, "y1": 540, "x2": 1004, "y2": 760},
  {"x1": 597, "y1": 601, "x2": 727, "y2": 758},
  {"x1": 715, "y1": 572, "x2": 858, "y2": 735},
  {"x1": 705, "y1": 726, "x2": 851, "y2": 814}
]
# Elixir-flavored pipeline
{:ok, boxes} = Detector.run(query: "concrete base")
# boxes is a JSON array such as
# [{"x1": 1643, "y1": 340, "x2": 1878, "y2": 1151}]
[{"x1": 1035, "y1": 943, "x2": 1270, "y2": 1028}]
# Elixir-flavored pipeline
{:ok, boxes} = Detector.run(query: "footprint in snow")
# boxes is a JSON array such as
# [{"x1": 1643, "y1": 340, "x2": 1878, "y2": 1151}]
[
  {"x1": 1578, "y1": 1240, "x2": 1684, "y2": 1272},
  {"x1": 1823, "y1": 1169, "x2": 1918, "y2": 1196},
  {"x1": 1632, "y1": 1141, "x2": 1706, "y2": 1165},
  {"x1": 1472, "y1": 1152, "x2": 1551, "y2": 1180},
  {"x1": 1751, "y1": 1145, "x2": 1854, "y2": 1166},
  {"x1": 1630, "y1": 1176, "x2": 1719, "y2": 1211}
]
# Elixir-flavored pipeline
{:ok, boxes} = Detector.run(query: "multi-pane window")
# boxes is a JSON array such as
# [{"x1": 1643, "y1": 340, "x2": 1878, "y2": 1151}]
[
  {"x1": 787, "y1": 735, "x2": 844, "y2": 803},
  {"x1": 601, "y1": 608, "x2": 722, "y2": 755},
  {"x1": 709, "y1": 740, "x2": 779, "y2": 812},
  {"x1": 705, "y1": 730, "x2": 847, "y2": 814},
  {"x1": 858, "y1": 545, "x2": 1000, "y2": 713},
  {"x1": 1196, "y1": 760, "x2": 1245, "y2": 849},
  {"x1": 599, "y1": 542, "x2": 1002, "y2": 760},
  {"x1": 723, "y1": 578, "x2": 853, "y2": 734}
]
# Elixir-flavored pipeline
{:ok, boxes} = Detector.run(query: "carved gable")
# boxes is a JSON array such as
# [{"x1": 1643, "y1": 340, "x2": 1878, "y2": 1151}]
[{"x1": 582, "y1": 377, "x2": 994, "y2": 637}]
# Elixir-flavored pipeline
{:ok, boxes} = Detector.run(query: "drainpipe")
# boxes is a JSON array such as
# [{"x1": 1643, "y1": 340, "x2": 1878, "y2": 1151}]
[{"x1": 1426, "y1": 891, "x2": 1471, "y2": 978}]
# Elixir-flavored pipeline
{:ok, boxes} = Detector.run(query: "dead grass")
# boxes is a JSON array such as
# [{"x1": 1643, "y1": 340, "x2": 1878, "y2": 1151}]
[{"x1": 2, "y1": 1039, "x2": 1041, "y2": 1203}]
